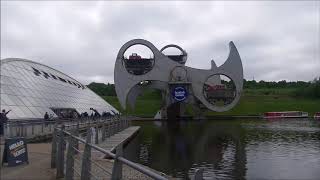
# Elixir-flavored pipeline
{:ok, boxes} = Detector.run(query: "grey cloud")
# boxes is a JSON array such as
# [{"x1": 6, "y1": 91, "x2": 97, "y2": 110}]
[{"x1": 1, "y1": 1, "x2": 319, "y2": 84}]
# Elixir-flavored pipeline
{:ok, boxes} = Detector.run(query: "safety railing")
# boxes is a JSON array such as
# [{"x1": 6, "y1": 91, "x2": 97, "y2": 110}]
[
  {"x1": 51, "y1": 118, "x2": 204, "y2": 180},
  {"x1": 3, "y1": 116, "x2": 119, "y2": 139}
]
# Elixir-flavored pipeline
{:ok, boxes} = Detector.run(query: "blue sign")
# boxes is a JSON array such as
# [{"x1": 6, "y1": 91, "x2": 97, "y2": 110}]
[{"x1": 172, "y1": 86, "x2": 188, "y2": 101}]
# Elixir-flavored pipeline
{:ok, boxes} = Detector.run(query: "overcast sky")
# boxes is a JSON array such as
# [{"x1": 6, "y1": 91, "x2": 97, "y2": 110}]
[{"x1": 1, "y1": 1, "x2": 319, "y2": 84}]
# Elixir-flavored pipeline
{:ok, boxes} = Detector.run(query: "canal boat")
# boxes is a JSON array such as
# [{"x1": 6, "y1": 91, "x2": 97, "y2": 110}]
[
  {"x1": 314, "y1": 112, "x2": 320, "y2": 120},
  {"x1": 264, "y1": 111, "x2": 308, "y2": 119}
]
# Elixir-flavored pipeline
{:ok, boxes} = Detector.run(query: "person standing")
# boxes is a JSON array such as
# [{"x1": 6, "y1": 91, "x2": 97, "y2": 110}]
[
  {"x1": 44, "y1": 112, "x2": 49, "y2": 120},
  {"x1": 44, "y1": 112, "x2": 49, "y2": 127},
  {"x1": 0, "y1": 109, "x2": 11, "y2": 136}
]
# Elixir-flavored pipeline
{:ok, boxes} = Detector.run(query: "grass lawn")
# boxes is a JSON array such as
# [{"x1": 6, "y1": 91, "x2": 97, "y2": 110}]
[
  {"x1": 102, "y1": 89, "x2": 162, "y2": 117},
  {"x1": 102, "y1": 88, "x2": 320, "y2": 117},
  {"x1": 207, "y1": 95, "x2": 320, "y2": 116}
]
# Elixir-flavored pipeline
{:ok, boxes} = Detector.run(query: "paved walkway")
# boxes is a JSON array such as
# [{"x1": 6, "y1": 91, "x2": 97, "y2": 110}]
[
  {"x1": 0, "y1": 127, "x2": 170, "y2": 180},
  {"x1": 94, "y1": 126, "x2": 140, "y2": 157},
  {"x1": 0, "y1": 142, "x2": 57, "y2": 180}
]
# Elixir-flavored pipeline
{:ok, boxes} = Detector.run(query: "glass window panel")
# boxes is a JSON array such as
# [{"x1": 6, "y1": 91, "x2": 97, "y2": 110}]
[
  {"x1": 38, "y1": 99, "x2": 47, "y2": 107},
  {"x1": 19, "y1": 106, "x2": 35, "y2": 118},
  {"x1": 18, "y1": 96, "x2": 34, "y2": 107},
  {"x1": 25, "y1": 89, "x2": 36, "y2": 97},
  {"x1": 13, "y1": 87, "x2": 25, "y2": 96},
  {"x1": 0, "y1": 68, "x2": 7, "y2": 76},
  {"x1": 37, "y1": 107, "x2": 47, "y2": 116},
  {"x1": 0, "y1": 96, "x2": 6, "y2": 105},
  {"x1": 1, "y1": 94, "x2": 16, "y2": 105},
  {"x1": 9, "y1": 95, "x2": 24, "y2": 106},
  {"x1": 9, "y1": 77, "x2": 20, "y2": 87},
  {"x1": 50, "y1": 101, "x2": 57, "y2": 108},
  {"x1": 24, "y1": 81, "x2": 33, "y2": 89},
  {"x1": 0, "y1": 75, "x2": 13, "y2": 85},
  {"x1": 8, "y1": 106, "x2": 26, "y2": 118},
  {"x1": 38, "y1": 98, "x2": 49, "y2": 107},
  {"x1": 32, "y1": 98, "x2": 43, "y2": 107},
  {"x1": 4, "y1": 65, "x2": 12, "y2": 71},
  {"x1": 25, "y1": 97, "x2": 38, "y2": 107},
  {"x1": 29, "y1": 106, "x2": 44, "y2": 118},
  {"x1": 27, "y1": 106, "x2": 42, "y2": 118},
  {"x1": 7, "y1": 86, "x2": 19, "y2": 96},
  {"x1": 1, "y1": 85, "x2": 14, "y2": 95},
  {"x1": 4, "y1": 69, "x2": 15, "y2": 79},
  {"x1": 16, "y1": 79, "x2": 26, "y2": 88},
  {"x1": 30, "y1": 90, "x2": 39, "y2": 98},
  {"x1": 19, "y1": 87, "x2": 29, "y2": 97},
  {"x1": 44, "y1": 99, "x2": 53, "y2": 107}
]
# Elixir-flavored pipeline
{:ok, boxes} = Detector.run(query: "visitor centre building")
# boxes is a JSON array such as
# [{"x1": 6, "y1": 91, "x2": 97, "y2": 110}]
[{"x1": 0, "y1": 58, "x2": 118, "y2": 120}]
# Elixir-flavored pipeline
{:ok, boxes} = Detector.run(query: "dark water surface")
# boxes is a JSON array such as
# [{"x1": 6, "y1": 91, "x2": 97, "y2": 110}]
[{"x1": 124, "y1": 119, "x2": 320, "y2": 179}]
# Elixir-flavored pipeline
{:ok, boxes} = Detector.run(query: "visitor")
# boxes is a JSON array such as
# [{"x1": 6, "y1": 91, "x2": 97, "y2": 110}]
[
  {"x1": 44, "y1": 112, "x2": 49, "y2": 127},
  {"x1": 44, "y1": 112, "x2": 49, "y2": 120},
  {"x1": 0, "y1": 109, "x2": 11, "y2": 136}
]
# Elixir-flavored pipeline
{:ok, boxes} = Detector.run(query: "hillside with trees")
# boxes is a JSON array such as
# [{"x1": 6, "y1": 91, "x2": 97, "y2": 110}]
[{"x1": 87, "y1": 78, "x2": 320, "y2": 116}]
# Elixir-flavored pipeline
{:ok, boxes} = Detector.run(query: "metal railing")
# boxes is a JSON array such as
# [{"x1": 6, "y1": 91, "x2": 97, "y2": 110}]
[
  {"x1": 4, "y1": 116, "x2": 205, "y2": 179},
  {"x1": 51, "y1": 118, "x2": 172, "y2": 180},
  {"x1": 3, "y1": 116, "x2": 119, "y2": 139},
  {"x1": 51, "y1": 118, "x2": 205, "y2": 180}
]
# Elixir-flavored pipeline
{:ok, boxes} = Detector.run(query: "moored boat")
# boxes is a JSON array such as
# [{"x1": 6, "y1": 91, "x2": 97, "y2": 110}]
[
  {"x1": 264, "y1": 111, "x2": 308, "y2": 119},
  {"x1": 314, "y1": 112, "x2": 320, "y2": 120}
]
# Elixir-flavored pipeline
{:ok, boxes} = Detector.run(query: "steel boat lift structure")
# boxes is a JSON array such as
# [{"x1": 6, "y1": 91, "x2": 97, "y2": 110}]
[{"x1": 114, "y1": 39, "x2": 244, "y2": 119}]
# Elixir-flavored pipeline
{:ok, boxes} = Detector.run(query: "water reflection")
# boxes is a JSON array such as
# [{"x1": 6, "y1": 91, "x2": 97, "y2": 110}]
[{"x1": 124, "y1": 119, "x2": 320, "y2": 179}]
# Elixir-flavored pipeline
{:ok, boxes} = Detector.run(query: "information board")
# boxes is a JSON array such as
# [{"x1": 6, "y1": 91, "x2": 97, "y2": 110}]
[
  {"x1": 172, "y1": 86, "x2": 188, "y2": 101},
  {"x1": 2, "y1": 137, "x2": 29, "y2": 167}
]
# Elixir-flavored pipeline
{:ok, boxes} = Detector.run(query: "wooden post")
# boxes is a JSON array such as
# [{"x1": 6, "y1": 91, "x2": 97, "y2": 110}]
[
  {"x1": 120, "y1": 119, "x2": 124, "y2": 130},
  {"x1": 75, "y1": 123, "x2": 79, "y2": 153},
  {"x1": 117, "y1": 120, "x2": 120, "y2": 132},
  {"x1": 102, "y1": 122, "x2": 106, "y2": 141},
  {"x1": 111, "y1": 143, "x2": 123, "y2": 180},
  {"x1": 65, "y1": 130, "x2": 76, "y2": 180},
  {"x1": 81, "y1": 128, "x2": 92, "y2": 180},
  {"x1": 110, "y1": 123, "x2": 113, "y2": 137},
  {"x1": 95, "y1": 124, "x2": 99, "y2": 144},
  {"x1": 107, "y1": 124, "x2": 110, "y2": 138},
  {"x1": 56, "y1": 125, "x2": 65, "y2": 178},
  {"x1": 193, "y1": 168, "x2": 204, "y2": 180},
  {"x1": 50, "y1": 124, "x2": 57, "y2": 168}
]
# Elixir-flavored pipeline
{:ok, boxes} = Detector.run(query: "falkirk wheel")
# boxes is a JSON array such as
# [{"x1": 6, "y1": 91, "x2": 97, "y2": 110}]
[{"x1": 114, "y1": 39, "x2": 243, "y2": 119}]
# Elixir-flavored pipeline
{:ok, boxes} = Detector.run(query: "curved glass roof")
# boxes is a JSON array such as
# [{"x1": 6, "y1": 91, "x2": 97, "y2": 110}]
[{"x1": 0, "y1": 58, "x2": 118, "y2": 120}]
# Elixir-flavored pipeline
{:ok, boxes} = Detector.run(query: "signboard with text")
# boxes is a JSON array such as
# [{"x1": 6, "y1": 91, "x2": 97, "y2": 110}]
[
  {"x1": 2, "y1": 137, "x2": 29, "y2": 167},
  {"x1": 172, "y1": 86, "x2": 188, "y2": 102}
]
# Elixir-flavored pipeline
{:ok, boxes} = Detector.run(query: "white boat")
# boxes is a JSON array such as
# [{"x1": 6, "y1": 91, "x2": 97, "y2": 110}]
[{"x1": 264, "y1": 111, "x2": 308, "y2": 119}]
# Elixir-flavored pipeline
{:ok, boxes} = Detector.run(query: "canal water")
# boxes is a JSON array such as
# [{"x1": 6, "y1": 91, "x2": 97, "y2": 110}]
[{"x1": 124, "y1": 118, "x2": 320, "y2": 179}]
